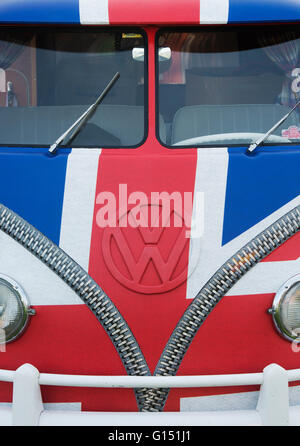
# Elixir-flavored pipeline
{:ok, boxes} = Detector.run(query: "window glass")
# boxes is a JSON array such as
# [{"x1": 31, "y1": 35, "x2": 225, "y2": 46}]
[
  {"x1": 0, "y1": 28, "x2": 146, "y2": 147},
  {"x1": 157, "y1": 28, "x2": 300, "y2": 147}
]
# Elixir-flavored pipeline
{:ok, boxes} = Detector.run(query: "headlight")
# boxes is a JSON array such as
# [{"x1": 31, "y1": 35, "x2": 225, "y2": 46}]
[
  {"x1": 270, "y1": 274, "x2": 300, "y2": 342},
  {"x1": 0, "y1": 274, "x2": 35, "y2": 343}
]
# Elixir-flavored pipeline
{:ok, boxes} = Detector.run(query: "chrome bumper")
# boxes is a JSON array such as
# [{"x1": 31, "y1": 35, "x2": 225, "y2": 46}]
[{"x1": 0, "y1": 363, "x2": 300, "y2": 426}]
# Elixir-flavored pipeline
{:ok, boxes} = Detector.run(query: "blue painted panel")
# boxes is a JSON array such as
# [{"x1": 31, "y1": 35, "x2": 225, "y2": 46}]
[
  {"x1": 229, "y1": 0, "x2": 300, "y2": 23},
  {"x1": 0, "y1": 0, "x2": 80, "y2": 24},
  {"x1": 0, "y1": 147, "x2": 71, "y2": 244},
  {"x1": 222, "y1": 146, "x2": 300, "y2": 245}
]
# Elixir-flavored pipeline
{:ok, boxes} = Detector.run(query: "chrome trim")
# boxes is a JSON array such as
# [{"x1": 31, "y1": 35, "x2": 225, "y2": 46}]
[
  {"x1": 271, "y1": 274, "x2": 300, "y2": 343},
  {"x1": 0, "y1": 273, "x2": 34, "y2": 343},
  {"x1": 0, "y1": 363, "x2": 299, "y2": 426}
]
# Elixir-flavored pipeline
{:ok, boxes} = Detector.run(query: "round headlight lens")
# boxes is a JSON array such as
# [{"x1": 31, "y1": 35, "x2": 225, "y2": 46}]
[
  {"x1": 0, "y1": 275, "x2": 34, "y2": 343},
  {"x1": 271, "y1": 275, "x2": 300, "y2": 342}
]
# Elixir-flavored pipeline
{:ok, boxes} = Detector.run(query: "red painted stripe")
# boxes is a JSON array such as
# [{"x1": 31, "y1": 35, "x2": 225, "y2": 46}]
[
  {"x1": 109, "y1": 0, "x2": 200, "y2": 24},
  {"x1": 262, "y1": 231, "x2": 300, "y2": 262},
  {"x1": 88, "y1": 149, "x2": 197, "y2": 374}
]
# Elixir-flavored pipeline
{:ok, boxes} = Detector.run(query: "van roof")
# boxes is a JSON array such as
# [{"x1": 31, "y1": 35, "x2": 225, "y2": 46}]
[{"x1": 0, "y1": 0, "x2": 299, "y2": 25}]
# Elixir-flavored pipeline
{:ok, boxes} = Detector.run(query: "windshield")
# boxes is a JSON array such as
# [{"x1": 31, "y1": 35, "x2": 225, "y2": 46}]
[
  {"x1": 0, "y1": 28, "x2": 146, "y2": 148},
  {"x1": 157, "y1": 27, "x2": 300, "y2": 147}
]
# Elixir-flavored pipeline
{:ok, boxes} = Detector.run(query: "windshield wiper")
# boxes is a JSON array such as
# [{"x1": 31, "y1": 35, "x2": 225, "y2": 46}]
[
  {"x1": 49, "y1": 71, "x2": 120, "y2": 154},
  {"x1": 247, "y1": 99, "x2": 300, "y2": 154}
]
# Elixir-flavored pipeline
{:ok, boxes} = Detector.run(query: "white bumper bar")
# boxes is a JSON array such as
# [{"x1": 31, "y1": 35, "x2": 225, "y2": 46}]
[{"x1": 0, "y1": 363, "x2": 300, "y2": 426}]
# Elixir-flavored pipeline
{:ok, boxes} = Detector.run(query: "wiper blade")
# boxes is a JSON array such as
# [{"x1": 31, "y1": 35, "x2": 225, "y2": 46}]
[
  {"x1": 49, "y1": 72, "x2": 120, "y2": 154},
  {"x1": 247, "y1": 99, "x2": 300, "y2": 154}
]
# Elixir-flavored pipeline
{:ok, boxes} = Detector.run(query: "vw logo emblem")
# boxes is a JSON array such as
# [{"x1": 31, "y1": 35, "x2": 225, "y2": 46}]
[{"x1": 102, "y1": 204, "x2": 192, "y2": 294}]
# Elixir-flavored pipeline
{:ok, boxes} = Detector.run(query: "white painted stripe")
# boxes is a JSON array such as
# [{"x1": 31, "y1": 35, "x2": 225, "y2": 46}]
[
  {"x1": 180, "y1": 384, "x2": 300, "y2": 412},
  {"x1": 228, "y1": 257, "x2": 300, "y2": 296},
  {"x1": 200, "y1": 0, "x2": 229, "y2": 24},
  {"x1": 59, "y1": 149, "x2": 101, "y2": 271},
  {"x1": 186, "y1": 147, "x2": 300, "y2": 299},
  {"x1": 186, "y1": 148, "x2": 229, "y2": 299},
  {"x1": 0, "y1": 402, "x2": 81, "y2": 411},
  {"x1": 181, "y1": 390, "x2": 259, "y2": 412},
  {"x1": 79, "y1": 0, "x2": 109, "y2": 24},
  {"x1": 44, "y1": 403, "x2": 82, "y2": 411},
  {"x1": 0, "y1": 230, "x2": 82, "y2": 305}
]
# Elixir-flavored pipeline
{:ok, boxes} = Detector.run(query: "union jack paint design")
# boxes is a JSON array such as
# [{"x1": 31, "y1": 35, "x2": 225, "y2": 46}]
[
  {"x1": 0, "y1": 142, "x2": 299, "y2": 411},
  {"x1": 0, "y1": 0, "x2": 299, "y2": 25},
  {"x1": 0, "y1": 0, "x2": 299, "y2": 415}
]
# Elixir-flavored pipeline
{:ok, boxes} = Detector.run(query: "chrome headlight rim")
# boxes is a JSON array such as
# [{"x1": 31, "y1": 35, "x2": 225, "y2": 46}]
[
  {"x1": 271, "y1": 274, "x2": 300, "y2": 343},
  {"x1": 0, "y1": 273, "x2": 34, "y2": 343}
]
